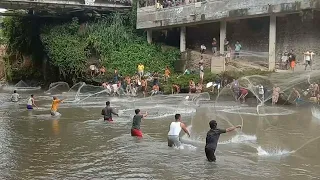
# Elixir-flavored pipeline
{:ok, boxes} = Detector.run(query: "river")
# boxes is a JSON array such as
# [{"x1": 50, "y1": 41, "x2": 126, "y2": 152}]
[{"x1": 0, "y1": 87, "x2": 319, "y2": 180}]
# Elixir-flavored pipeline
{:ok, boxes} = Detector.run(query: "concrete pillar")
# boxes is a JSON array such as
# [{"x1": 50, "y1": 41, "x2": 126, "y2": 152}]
[
  {"x1": 147, "y1": 30, "x2": 152, "y2": 44},
  {"x1": 269, "y1": 15, "x2": 276, "y2": 71},
  {"x1": 220, "y1": 20, "x2": 226, "y2": 55},
  {"x1": 180, "y1": 26, "x2": 186, "y2": 52}
]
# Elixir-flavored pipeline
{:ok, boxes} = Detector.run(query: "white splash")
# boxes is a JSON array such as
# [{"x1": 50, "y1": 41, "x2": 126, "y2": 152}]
[
  {"x1": 256, "y1": 146, "x2": 292, "y2": 156},
  {"x1": 219, "y1": 134, "x2": 257, "y2": 144}
]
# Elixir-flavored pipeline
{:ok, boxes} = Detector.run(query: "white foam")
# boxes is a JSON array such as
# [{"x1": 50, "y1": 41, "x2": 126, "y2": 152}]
[
  {"x1": 219, "y1": 134, "x2": 257, "y2": 144},
  {"x1": 256, "y1": 146, "x2": 292, "y2": 156},
  {"x1": 174, "y1": 143, "x2": 197, "y2": 150}
]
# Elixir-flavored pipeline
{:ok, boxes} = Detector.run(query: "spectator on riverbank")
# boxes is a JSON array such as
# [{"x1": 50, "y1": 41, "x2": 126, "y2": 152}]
[
  {"x1": 212, "y1": 38, "x2": 217, "y2": 55},
  {"x1": 172, "y1": 84, "x2": 180, "y2": 94},
  {"x1": 164, "y1": 66, "x2": 171, "y2": 82},
  {"x1": 199, "y1": 62, "x2": 204, "y2": 84},
  {"x1": 288, "y1": 49, "x2": 296, "y2": 72},
  {"x1": 141, "y1": 78, "x2": 147, "y2": 97},
  {"x1": 304, "y1": 50, "x2": 315, "y2": 71},
  {"x1": 225, "y1": 45, "x2": 232, "y2": 64},
  {"x1": 281, "y1": 52, "x2": 289, "y2": 70},
  {"x1": 189, "y1": 79, "x2": 196, "y2": 93},
  {"x1": 200, "y1": 44, "x2": 206, "y2": 54},
  {"x1": 138, "y1": 63, "x2": 144, "y2": 80},
  {"x1": 196, "y1": 83, "x2": 203, "y2": 93},
  {"x1": 234, "y1": 41, "x2": 242, "y2": 59},
  {"x1": 151, "y1": 84, "x2": 160, "y2": 96},
  {"x1": 100, "y1": 66, "x2": 106, "y2": 75},
  {"x1": 153, "y1": 71, "x2": 159, "y2": 85},
  {"x1": 113, "y1": 69, "x2": 119, "y2": 83},
  {"x1": 224, "y1": 38, "x2": 229, "y2": 52},
  {"x1": 90, "y1": 64, "x2": 98, "y2": 76}
]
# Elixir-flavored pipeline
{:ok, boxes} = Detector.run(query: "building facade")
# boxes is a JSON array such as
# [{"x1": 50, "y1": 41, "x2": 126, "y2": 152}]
[{"x1": 137, "y1": 0, "x2": 320, "y2": 71}]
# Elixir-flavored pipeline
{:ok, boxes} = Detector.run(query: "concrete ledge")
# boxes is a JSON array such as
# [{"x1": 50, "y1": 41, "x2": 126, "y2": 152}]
[
  {"x1": 0, "y1": 0, "x2": 131, "y2": 12},
  {"x1": 137, "y1": 0, "x2": 320, "y2": 29}
]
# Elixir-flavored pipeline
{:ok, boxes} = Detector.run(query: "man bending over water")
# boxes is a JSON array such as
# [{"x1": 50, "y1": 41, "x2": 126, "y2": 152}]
[
  {"x1": 167, "y1": 114, "x2": 190, "y2": 147},
  {"x1": 205, "y1": 120, "x2": 241, "y2": 162},
  {"x1": 101, "y1": 101, "x2": 119, "y2": 121},
  {"x1": 51, "y1": 96, "x2": 65, "y2": 116},
  {"x1": 131, "y1": 109, "x2": 148, "y2": 138}
]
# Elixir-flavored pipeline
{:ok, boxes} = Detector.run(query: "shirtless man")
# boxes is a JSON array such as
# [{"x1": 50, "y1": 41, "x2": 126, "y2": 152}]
[
  {"x1": 189, "y1": 79, "x2": 196, "y2": 93},
  {"x1": 151, "y1": 84, "x2": 159, "y2": 96},
  {"x1": 172, "y1": 84, "x2": 180, "y2": 94},
  {"x1": 141, "y1": 78, "x2": 147, "y2": 97},
  {"x1": 101, "y1": 101, "x2": 119, "y2": 121}
]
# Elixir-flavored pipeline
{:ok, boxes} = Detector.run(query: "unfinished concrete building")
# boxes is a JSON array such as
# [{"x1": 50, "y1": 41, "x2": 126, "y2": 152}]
[{"x1": 137, "y1": 0, "x2": 320, "y2": 72}]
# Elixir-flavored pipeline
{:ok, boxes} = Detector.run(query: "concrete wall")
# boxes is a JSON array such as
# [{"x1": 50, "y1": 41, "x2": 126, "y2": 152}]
[{"x1": 137, "y1": 0, "x2": 320, "y2": 29}]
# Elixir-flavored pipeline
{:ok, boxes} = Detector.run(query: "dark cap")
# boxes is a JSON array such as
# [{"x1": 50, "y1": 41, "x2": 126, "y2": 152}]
[{"x1": 209, "y1": 120, "x2": 217, "y2": 129}]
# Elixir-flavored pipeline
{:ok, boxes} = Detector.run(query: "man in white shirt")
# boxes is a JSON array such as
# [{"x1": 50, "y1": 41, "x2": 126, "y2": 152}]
[
  {"x1": 167, "y1": 114, "x2": 190, "y2": 147},
  {"x1": 304, "y1": 50, "x2": 315, "y2": 71},
  {"x1": 11, "y1": 90, "x2": 20, "y2": 102}
]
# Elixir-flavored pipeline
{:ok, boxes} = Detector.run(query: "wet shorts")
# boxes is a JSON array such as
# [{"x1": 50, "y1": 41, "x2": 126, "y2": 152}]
[
  {"x1": 205, "y1": 147, "x2": 216, "y2": 162},
  {"x1": 131, "y1": 128, "x2": 143, "y2": 137},
  {"x1": 27, "y1": 105, "x2": 33, "y2": 110},
  {"x1": 167, "y1": 135, "x2": 181, "y2": 147}
]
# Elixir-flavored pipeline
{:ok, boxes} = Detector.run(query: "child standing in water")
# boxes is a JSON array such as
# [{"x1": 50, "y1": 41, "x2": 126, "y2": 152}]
[
  {"x1": 205, "y1": 120, "x2": 241, "y2": 162},
  {"x1": 27, "y1": 94, "x2": 37, "y2": 110}
]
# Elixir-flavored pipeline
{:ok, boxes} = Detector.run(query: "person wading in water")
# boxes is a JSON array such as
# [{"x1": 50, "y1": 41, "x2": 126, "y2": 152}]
[
  {"x1": 27, "y1": 94, "x2": 38, "y2": 110},
  {"x1": 167, "y1": 114, "x2": 190, "y2": 147},
  {"x1": 101, "y1": 101, "x2": 118, "y2": 122},
  {"x1": 50, "y1": 96, "x2": 65, "y2": 116},
  {"x1": 205, "y1": 120, "x2": 241, "y2": 162},
  {"x1": 131, "y1": 109, "x2": 148, "y2": 138}
]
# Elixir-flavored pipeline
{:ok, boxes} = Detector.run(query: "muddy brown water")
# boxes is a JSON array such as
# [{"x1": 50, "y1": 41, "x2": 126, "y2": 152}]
[{"x1": 0, "y1": 90, "x2": 319, "y2": 180}]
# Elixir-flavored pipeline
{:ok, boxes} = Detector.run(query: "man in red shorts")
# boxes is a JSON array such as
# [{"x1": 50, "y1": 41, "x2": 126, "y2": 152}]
[
  {"x1": 131, "y1": 109, "x2": 148, "y2": 137},
  {"x1": 101, "y1": 101, "x2": 118, "y2": 121},
  {"x1": 238, "y1": 87, "x2": 248, "y2": 103}
]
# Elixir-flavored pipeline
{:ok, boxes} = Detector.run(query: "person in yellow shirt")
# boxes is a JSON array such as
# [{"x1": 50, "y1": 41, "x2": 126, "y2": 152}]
[
  {"x1": 137, "y1": 63, "x2": 144, "y2": 80},
  {"x1": 51, "y1": 96, "x2": 65, "y2": 116},
  {"x1": 164, "y1": 66, "x2": 171, "y2": 82}
]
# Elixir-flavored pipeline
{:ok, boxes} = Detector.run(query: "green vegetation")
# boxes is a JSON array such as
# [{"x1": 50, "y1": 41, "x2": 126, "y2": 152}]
[{"x1": 2, "y1": 6, "x2": 180, "y2": 82}]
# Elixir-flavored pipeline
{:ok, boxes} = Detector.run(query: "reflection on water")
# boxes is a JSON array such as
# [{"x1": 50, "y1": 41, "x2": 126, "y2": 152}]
[{"x1": 0, "y1": 89, "x2": 320, "y2": 180}]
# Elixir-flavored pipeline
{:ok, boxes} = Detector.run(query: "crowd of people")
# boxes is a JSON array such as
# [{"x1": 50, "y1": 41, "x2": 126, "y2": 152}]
[
  {"x1": 99, "y1": 64, "x2": 170, "y2": 97},
  {"x1": 280, "y1": 50, "x2": 316, "y2": 71}
]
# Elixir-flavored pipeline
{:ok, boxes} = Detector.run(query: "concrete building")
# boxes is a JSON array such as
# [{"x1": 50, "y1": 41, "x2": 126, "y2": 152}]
[{"x1": 137, "y1": 0, "x2": 320, "y2": 72}]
